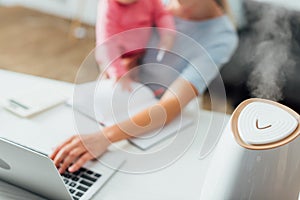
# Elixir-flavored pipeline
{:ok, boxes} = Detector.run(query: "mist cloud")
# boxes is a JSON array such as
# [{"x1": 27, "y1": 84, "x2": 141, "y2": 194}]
[{"x1": 247, "y1": 4, "x2": 295, "y2": 101}]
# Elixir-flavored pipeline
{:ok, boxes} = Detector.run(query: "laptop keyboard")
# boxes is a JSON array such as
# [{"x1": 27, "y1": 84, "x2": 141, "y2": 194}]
[{"x1": 61, "y1": 167, "x2": 102, "y2": 200}]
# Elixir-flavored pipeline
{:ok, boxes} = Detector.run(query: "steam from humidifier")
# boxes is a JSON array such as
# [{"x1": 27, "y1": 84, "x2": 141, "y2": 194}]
[{"x1": 247, "y1": 5, "x2": 295, "y2": 101}]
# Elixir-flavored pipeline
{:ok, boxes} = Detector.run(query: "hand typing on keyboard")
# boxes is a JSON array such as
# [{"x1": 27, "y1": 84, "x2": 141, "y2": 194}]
[
  {"x1": 50, "y1": 132, "x2": 111, "y2": 174},
  {"x1": 62, "y1": 167, "x2": 102, "y2": 200}
]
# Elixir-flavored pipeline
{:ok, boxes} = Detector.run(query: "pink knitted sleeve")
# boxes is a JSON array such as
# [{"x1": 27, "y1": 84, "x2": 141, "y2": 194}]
[{"x1": 95, "y1": 0, "x2": 124, "y2": 78}]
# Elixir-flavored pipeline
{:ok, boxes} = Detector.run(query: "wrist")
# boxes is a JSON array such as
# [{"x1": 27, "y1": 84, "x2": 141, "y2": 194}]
[
  {"x1": 96, "y1": 131, "x2": 111, "y2": 147},
  {"x1": 102, "y1": 124, "x2": 131, "y2": 143},
  {"x1": 102, "y1": 125, "x2": 120, "y2": 143}
]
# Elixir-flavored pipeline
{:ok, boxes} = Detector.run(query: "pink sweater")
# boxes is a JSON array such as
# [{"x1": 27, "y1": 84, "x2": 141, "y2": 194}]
[{"x1": 96, "y1": 0, "x2": 174, "y2": 78}]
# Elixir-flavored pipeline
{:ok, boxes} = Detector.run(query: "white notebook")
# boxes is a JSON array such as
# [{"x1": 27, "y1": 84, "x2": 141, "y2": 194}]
[{"x1": 70, "y1": 80, "x2": 193, "y2": 150}]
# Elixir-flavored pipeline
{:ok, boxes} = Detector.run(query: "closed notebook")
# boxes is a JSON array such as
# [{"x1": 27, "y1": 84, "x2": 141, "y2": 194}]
[
  {"x1": 2, "y1": 87, "x2": 68, "y2": 118},
  {"x1": 70, "y1": 79, "x2": 193, "y2": 150}
]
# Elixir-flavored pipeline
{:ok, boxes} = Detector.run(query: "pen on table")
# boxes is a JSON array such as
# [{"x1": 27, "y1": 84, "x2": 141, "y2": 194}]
[
  {"x1": 98, "y1": 121, "x2": 106, "y2": 127},
  {"x1": 9, "y1": 99, "x2": 29, "y2": 110}
]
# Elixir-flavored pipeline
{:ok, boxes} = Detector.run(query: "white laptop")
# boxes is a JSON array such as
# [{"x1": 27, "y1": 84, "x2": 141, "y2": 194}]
[{"x1": 0, "y1": 137, "x2": 125, "y2": 200}]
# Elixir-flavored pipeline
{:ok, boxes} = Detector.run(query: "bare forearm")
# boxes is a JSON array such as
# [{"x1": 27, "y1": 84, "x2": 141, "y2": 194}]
[
  {"x1": 104, "y1": 99, "x2": 180, "y2": 142},
  {"x1": 103, "y1": 78, "x2": 198, "y2": 143}
]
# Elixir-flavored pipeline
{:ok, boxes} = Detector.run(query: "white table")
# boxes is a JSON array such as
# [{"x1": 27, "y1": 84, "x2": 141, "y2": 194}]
[{"x1": 0, "y1": 70, "x2": 230, "y2": 200}]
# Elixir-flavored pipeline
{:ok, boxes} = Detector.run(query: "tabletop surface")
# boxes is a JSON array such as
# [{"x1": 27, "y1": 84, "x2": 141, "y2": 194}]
[{"x1": 0, "y1": 70, "x2": 230, "y2": 200}]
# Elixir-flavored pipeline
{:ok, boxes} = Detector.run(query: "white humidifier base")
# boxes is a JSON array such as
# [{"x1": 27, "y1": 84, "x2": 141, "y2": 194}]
[{"x1": 200, "y1": 98, "x2": 300, "y2": 200}]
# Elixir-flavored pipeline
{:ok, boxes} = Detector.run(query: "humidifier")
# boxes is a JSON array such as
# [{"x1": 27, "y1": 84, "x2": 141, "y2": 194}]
[{"x1": 200, "y1": 98, "x2": 300, "y2": 200}]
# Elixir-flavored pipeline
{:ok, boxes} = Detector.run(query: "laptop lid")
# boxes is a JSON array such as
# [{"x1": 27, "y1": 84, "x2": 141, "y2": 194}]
[{"x1": 0, "y1": 137, "x2": 72, "y2": 200}]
